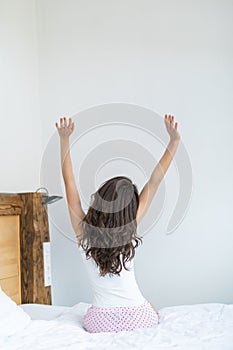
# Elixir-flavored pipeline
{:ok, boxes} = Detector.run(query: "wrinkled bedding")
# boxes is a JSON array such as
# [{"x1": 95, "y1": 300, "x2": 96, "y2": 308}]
[{"x1": 1, "y1": 302, "x2": 233, "y2": 350}]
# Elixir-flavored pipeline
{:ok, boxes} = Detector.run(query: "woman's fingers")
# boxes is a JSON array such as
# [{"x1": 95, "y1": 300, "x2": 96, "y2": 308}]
[
  {"x1": 164, "y1": 114, "x2": 179, "y2": 133},
  {"x1": 58, "y1": 116, "x2": 70, "y2": 128},
  {"x1": 165, "y1": 114, "x2": 176, "y2": 126},
  {"x1": 165, "y1": 114, "x2": 172, "y2": 122},
  {"x1": 165, "y1": 114, "x2": 171, "y2": 127},
  {"x1": 69, "y1": 118, "x2": 75, "y2": 130},
  {"x1": 60, "y1": 116, "x2": 74, "y2": 128},
  {"x1": 63, "y1": 117, "x2": 67, "y2": 127},
  {"x1": 171, "y1": 115, "x2": 174, "y2": 127}
]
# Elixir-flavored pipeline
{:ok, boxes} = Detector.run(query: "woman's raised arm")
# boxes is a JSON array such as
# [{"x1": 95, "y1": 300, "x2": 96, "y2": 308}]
[
  {"x1": 55, "y1": 117, "x2": 85, "y2": 245},
  {"x1": 136, "y1": 114, "x2": 181, "y2": 225}
]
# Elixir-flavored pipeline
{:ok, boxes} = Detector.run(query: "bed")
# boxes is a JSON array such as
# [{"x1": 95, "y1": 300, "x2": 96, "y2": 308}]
[
  {"x1": 1, "y1": 195, "x2": 233, "y2": 349},
  {"x1": 1, "y1": 289, "x2": 233, "y2": 350}
]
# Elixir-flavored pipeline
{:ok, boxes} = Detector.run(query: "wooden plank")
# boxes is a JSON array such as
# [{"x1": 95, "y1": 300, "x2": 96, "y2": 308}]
[
  {"x1": 0, "y1": 263, "x2": 18, "y2": 279},
  {"x1": 0, "y1": 194, "x2": 22, "y2": 215},
  {"x1": 0, "y1": 276, "x2": 21, "y2": 304},
  {"x1": 19, "y1": 193, "x2": 51, "y2": 304},
  {"x1": 0, "y1": 216, "x2": 21, "y2": 302}
]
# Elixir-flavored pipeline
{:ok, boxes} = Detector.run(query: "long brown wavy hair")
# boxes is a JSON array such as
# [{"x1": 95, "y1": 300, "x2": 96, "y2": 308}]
[{"x1": 79, "y1": 176, "x2": 143, "y2": 277}]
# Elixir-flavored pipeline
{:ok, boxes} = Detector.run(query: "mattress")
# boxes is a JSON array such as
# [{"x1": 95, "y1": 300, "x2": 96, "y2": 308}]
[{"x1": 1, "y1": 302, "x2": 233, "y2": 350}]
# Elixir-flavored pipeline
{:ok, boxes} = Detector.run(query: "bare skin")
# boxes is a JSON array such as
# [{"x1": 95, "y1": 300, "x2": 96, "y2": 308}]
[
  {"x1": 55, "y1": 117, "x2": 85, "y2": 245},
  {"x1": 136, "y1": 114, "x2": 180, "y2": 225}
]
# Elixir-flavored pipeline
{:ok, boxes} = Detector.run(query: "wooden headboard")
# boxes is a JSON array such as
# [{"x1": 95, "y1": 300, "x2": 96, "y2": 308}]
[
  {"x1": 0, "y1": 193, "x2": 52, "y2": 305},
  {"x1": 0, "y1": 214, "x2": 21, "y2": 303}
]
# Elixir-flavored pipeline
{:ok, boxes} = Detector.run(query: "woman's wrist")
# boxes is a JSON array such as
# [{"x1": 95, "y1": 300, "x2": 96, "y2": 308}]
[
  {"x1": 60, "y1": 136, "x2": 70, "y2": 143},
  {"x1": 169, "y1": 137, "x2": 180, "y2": 145},
  {"x1": 167, "y1": 138, "x2": 180, "y2": 156}
]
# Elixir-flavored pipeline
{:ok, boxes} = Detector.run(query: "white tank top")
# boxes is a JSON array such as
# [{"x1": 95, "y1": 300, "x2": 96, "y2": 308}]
[{"x1": 78, "y1": 246, "x2": 146, "y2": 308}]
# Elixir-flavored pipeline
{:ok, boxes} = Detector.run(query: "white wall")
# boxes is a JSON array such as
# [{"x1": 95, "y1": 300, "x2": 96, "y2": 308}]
[
  {"x1": 0, "y1": 0, "x2": 42, "y2": 192},
  {"x1": 36, "y1": 0, "x2": 233, "y2": 308},
  {"x1": 2, "y1": 0, "x2": 232, "y2": 308}
]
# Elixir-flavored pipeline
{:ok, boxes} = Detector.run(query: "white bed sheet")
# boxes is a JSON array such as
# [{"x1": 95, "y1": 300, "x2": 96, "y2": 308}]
[
  {"x1": 1, "y1": 302, "x2": 233, "y2": 350},
  {"x1": 19, "y1": 304, "x2": 71, "y2": 321}
]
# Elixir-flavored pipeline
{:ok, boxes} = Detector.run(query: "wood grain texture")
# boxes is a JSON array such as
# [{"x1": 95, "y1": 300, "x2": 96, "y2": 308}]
[
  {"x1": 19, "y1": 192, "x2": 52, "y2": 305},
  {"x1": 0, "y1": 193, "x2": 52, "y2": 305},
  {"x1": 0, "y1": 215, "x2": 21, "y2": 304},
  {"x1": 1, "y1": 276, "x2": 21, "y2": 304},
  {"x1": 0, "y1": 194, "x2": 22, "y2": 215}
]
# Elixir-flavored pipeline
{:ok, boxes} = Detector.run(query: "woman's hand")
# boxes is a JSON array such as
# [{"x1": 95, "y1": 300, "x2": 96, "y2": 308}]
[
  {"x1": 164, "y1": 114, "x2": 180, "y2": 142},
  {"x1": 55, "y1": 116, "x2": 75, "y2": 139}
]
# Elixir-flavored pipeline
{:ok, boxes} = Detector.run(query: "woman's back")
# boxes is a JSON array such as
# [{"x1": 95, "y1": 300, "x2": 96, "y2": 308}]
[
  {"x1": 77, "y1": 176, "x2": 160, "y2": 331},
  {"x1": 78, "y1": 245, "x2": 146, "y2": 308}
]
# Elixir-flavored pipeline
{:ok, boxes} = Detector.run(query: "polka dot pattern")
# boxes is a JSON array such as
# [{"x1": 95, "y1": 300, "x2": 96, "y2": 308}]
[{"x1": 83, "y1": 300, "x2": 160, "y2": 333}]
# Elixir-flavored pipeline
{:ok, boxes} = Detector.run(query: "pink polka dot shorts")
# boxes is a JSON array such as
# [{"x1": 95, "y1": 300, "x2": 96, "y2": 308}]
[{"x1": 83, "y1": 300, "x2": 160, "y2": 333}]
